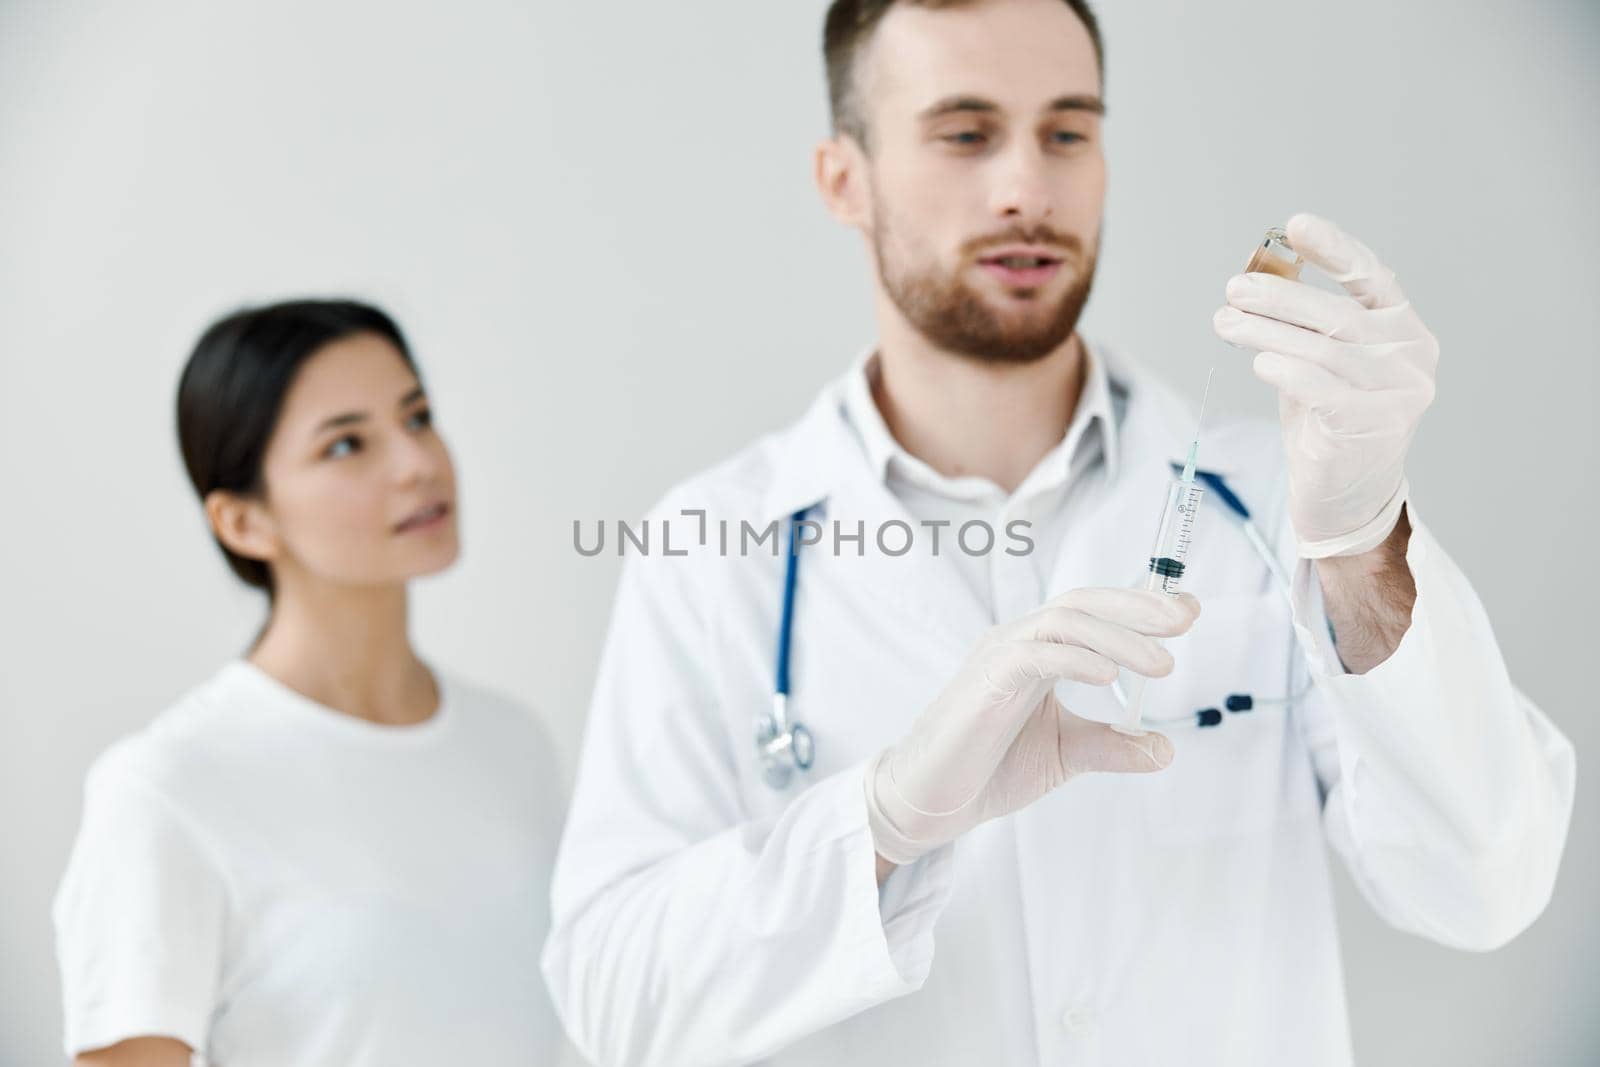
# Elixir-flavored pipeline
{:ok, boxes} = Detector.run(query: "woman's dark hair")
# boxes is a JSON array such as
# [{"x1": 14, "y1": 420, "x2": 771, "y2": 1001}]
[{"x1": 176, "y1": 299, "x2": 418, "y2": 597}]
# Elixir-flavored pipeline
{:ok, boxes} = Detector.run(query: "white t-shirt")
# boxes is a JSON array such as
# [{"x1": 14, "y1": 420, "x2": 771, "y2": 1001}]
[{"x1": 53, "y1": 660, "x2": 565, "y2": 1065}]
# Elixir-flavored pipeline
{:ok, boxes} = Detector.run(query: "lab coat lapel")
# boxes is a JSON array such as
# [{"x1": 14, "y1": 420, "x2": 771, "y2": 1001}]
[{"x1": 760, "y1": 373, "x2": 994, "y2": 665}]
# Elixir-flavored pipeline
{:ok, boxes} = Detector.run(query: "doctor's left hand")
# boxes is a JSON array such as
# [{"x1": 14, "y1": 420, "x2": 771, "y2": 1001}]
[{"x1": 1212, "y1": 212, "x2": 1439, "y2": 559}]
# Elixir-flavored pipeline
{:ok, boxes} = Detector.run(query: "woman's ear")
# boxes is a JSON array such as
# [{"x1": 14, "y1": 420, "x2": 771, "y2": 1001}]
[
  {"x1": 813, "y1": 134, "x2": 873, "y2": 231},
  {"x1": 204, "y1": 489, "x2": 278, "y2": 564}
]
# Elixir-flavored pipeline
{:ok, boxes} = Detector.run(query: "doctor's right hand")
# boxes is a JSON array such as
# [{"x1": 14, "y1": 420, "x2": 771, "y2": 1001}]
[{"x1": 864, "y1": 587, "x2": 1199, "y2": 870}]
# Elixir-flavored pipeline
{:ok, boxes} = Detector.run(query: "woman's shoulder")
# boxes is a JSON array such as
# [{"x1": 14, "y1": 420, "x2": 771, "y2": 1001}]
[{"x1": 82, "y1": 662, "x2": 261, "y2": 804}]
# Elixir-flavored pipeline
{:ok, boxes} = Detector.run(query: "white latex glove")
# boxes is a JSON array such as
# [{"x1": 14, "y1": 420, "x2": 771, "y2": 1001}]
[
  {"x1": 1212, "y1": 212, "x2": 1439, "y2": 558},
  {"x1": 865, "y1": 587, "x2": 1199, "y2": 866}
]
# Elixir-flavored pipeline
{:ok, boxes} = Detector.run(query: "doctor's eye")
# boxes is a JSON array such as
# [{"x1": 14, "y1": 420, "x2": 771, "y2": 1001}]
[{"x1": 941, "y1": 130, "x2": 989, "y2": 149}]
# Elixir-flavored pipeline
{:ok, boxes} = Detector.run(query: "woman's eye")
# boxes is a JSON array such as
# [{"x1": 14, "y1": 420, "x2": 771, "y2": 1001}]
[
  {"x1": 324, "y1": 435, "x2": 361, "y2": 460},
  {"x1": 406, "y1": 407, "x2": 433, "y2": 431},
  {"x1": 1051, "y1": 131, "x2": 1087, "y2": 145},
  {"x1": 942, "y1": 130, "x2": 987, "y2": 147}
]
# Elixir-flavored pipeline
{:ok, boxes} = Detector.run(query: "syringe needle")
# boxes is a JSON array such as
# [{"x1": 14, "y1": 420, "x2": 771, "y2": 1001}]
[
  {"x1": 1195, "y1": 366, "x2": 1216, "y2": 436},
  {"x1": 1180, "y1": 367, "x2": 1216, "y2": 484}
]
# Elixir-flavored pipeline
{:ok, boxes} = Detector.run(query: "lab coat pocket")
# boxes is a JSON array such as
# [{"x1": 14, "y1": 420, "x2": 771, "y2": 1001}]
[{"x1": 1137, "y1": 591, "x2": 1315, "y2": 846}]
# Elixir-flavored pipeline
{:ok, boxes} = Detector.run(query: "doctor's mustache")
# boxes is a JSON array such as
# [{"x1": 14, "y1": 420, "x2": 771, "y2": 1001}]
[
  {"x1": 573, "y1": 513, "x2": 1037, "y2": 559},
  {"x1": 963, "y1": 223, "x2": 1087, "y2": 260}
]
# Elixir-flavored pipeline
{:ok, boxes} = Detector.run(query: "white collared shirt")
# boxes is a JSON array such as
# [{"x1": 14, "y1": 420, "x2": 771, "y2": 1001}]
[{"x1": 840, "y1": 344, "x2": 1119, "y2": 621}]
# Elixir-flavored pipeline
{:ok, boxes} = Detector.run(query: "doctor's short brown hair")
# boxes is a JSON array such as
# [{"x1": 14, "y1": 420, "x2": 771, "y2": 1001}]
[{"x1": 822, "y1": 0, "x2": 1105, "y2": 150}]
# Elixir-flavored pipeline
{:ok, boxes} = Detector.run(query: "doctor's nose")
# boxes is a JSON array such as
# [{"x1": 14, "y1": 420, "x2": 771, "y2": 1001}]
[{"x1": 988, "y1": 144, "x2": 1055, "y2": 223}]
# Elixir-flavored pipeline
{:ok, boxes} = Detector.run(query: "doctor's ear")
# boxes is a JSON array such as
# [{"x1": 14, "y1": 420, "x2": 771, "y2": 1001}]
[
  {"x1": 813, "y1": 135, "x2": 872, "y2": 230},
  {"x1": 204, "y1": 489, "x2": 280, "y2": 568}
]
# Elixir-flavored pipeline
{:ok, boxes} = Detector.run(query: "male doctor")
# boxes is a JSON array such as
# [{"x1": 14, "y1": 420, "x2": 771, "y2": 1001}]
[{"x1": 542, "y1": 1, "x2": 1575, "y2": 1064}]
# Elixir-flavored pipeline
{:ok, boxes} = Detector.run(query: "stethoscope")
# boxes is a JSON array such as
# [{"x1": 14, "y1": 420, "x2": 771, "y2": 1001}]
[
  {"x1": 755, "y1": 507, "x2": 817, "y2": 789},
  {"x1": 754, "y1": 468, "x2": 1312, "y2": 790}
]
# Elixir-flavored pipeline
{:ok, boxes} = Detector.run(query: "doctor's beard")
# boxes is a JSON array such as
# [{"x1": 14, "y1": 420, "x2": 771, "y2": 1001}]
[{"x1": 872, "y1": 207, "x2": 1099, "y2": 365}]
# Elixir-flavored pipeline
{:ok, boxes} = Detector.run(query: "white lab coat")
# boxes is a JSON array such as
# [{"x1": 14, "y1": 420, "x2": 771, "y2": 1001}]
[{"x1": 542, "y1": 342, "x2": 1575, "y2": 1067}]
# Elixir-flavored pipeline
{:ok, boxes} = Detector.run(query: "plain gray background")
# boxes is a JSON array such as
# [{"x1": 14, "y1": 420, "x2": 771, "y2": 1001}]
[{"x1": 2, "y1": 0, "x2": 1595, "y2": 1063}]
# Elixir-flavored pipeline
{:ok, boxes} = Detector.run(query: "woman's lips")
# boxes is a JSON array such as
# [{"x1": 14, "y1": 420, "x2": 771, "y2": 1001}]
[{"x1": 394, "y1": 501, "x2": 451, "y2": 534}]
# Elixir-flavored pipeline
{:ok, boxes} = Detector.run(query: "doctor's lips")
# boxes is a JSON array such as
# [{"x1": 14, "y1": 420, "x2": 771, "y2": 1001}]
[
  {"x1": 393, "y1": 499, "x2": 452, "y2": 534},
  {"x1": 975, "y1": 245, "x2": 1066, "y2": 288}
]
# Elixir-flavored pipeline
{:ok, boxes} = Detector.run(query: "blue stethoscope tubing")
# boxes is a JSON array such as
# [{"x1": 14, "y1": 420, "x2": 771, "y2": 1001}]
[
  {"x1": 755, "y1": 508, "x2": 817, "y2": 788},
  {"x1": 756, "y1": 471, "x2": 1312, "y2": 788},
  {"x1": 1186, "y1": 466, "x2": 1294, "y2": 599}
]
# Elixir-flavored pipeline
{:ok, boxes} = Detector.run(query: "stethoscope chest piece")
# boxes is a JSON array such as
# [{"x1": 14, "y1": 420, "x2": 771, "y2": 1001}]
[{"x1": 755, "y1": 693, "x2": 814, "y2": 790}]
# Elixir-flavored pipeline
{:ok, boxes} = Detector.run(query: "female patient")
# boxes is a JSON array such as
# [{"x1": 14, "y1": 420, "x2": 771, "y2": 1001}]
[{"x1": 53, "y1": 300, "x2": 563, "y2": 1066}]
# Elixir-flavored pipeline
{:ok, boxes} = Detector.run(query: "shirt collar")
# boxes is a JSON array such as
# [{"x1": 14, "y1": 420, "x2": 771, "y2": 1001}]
[
  {"x1": 760, "y1": 338, "x2": 1141, "y2": 526},
  {"x1": 839, "y1": 338, "x2": 1121, "y2": 497}
]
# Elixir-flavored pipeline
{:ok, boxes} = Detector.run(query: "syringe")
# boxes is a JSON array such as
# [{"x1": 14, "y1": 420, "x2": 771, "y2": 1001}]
[{"x1": 1112, "y1": 370, "x2": 1212, "y2": 735}]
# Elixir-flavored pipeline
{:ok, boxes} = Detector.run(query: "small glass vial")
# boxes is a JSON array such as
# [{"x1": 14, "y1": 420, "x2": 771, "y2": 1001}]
[{"x1": 1244, "y1": 227, "x2": 1303, "y2": 280}]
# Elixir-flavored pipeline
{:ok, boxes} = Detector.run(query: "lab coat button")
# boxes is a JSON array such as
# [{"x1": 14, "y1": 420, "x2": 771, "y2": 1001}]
[{"x1": 1059, "y1": 1004, "x2": 1097, "y2": 1033}]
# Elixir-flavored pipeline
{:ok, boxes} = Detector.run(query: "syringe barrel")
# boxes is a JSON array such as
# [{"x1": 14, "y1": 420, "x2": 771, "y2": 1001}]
[
  {"x1": 1145, "y1": 477, "x2": 1206, "y2": 595},
  {"x1": 1117, "y1": 476, "x2": 1206, "y2": 733}
]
